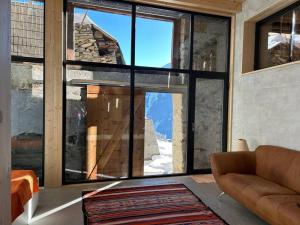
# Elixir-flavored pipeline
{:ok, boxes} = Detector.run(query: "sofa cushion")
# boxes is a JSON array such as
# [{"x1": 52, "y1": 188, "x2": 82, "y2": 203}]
[
  {"x1": 219, "y1": 174, "x2": 258, "y2": 200},
  {"x1": 219, "y1": 174, "x2": 297, "y2": 208},
  {"x1": 257, "y1": 195, "x2": 300, "y2": 225},
  {"x1": 256, "y1": 145, "x2": 300, "y2": 193}
]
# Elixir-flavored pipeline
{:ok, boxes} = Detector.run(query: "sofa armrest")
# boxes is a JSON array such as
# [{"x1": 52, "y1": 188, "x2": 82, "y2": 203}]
[{"x1": 210, "y1": 151, "x2": 256, "y2": 180}]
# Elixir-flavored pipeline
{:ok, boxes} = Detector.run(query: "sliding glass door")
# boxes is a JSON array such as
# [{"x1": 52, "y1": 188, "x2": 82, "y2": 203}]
[{"x1": 132, "y1": 70, "x2": 188, "y2": 177}]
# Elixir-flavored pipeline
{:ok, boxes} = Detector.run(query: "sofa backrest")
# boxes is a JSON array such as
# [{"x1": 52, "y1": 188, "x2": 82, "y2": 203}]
[{"x1": 256, "y1": 145, "x2": 300, "y2": 193}]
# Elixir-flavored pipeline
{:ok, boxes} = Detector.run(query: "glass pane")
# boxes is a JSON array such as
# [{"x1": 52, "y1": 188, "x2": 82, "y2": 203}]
[
  {"x1": 67, "y1": 0, "x2": 131, "y2": 64},
  {"x1": 11, "y1": 0, "x2": 44, "y2": 58},
  {"x1": 136, "y1": 6, "x2": 191, "y2": 69},
  {"x1": 65, "y1": 65, "x2": 130, "y2": 182},
  {"x1": 133, "y1": 70, "x2": 188, "y2": 176},
  {"x1": 193, "y1": 15, "x2": 229, "y2": 72},
  {"x1": 258, "y1": 12, "x2": 293, "y2": 68},
  {"x1": 292, "y1": 7, "x2": 300, "y2": 61},
  {"x1": 11, "y1": 62, "x2": 44, "y2": 183},
  {"x1": 193, "y1": 79, "x2": 224, "y2": 170}
]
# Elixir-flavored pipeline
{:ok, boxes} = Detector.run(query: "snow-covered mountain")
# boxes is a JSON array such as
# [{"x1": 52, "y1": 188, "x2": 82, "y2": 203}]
[
  {"x1": 145, "y1": 92, "x2": 173, "y2": 139},
  {"x1": 145, "y1": 63, "x2": 173, "y2": 140},
  {"x1": 163, "y1": 63, "x2": 171, "y2": 68}
]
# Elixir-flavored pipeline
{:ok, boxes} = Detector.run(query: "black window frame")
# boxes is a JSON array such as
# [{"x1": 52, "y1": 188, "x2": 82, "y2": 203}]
[
  {"x1": 63, "y1": 0, "x2": 231, "y2": 185},
  {"x1": 255, "y1": 1, "x2": 300, "y2": 70}
]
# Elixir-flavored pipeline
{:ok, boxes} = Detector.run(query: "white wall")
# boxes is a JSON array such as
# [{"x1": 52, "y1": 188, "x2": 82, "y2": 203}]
[
  {"x1": 0, "y1": 0, "x2": 11, "y2": 224},
  {"x1": 231, "y1": 0, "x2": 300, "y2": 151}
]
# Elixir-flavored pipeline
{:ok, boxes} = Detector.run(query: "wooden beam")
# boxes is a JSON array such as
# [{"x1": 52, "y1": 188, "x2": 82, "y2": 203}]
[
  {"x1": 227, "y1": 15, "x2": 236, "y2": 152},
  {"x1": 242, "y1": 21, "x2": 256, "y2": 73},
  {"x1": 0, "y1": 0, "x2": 11, "y2": 223},
  {"x1": 44, "y1": 0, "x2": 63, "y2": 187},
  {"x1": 244, "y1": 0, "x2": 298, "y2": 22},
  {"x1": 132, "y1": 0, "x2": 245, "y2": 16}
]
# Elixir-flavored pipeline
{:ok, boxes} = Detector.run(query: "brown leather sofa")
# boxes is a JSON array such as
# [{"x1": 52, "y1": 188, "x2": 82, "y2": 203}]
[{"x1": 210, "y1": 145, "x2": 300, "y2": 225}]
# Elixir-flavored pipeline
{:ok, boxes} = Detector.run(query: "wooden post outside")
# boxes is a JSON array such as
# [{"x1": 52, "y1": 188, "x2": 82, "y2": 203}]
[
  {"x1": 86, "y1": 126, "x2": 98, "y2": 180},
  {"x1": 86, "y1": 85, "x2": 100, "y2": 180}
]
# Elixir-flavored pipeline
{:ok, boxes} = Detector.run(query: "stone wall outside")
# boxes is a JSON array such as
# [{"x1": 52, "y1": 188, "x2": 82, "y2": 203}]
[{"x1": 74, "y1": 23, "x2": 124, "y2": 64}]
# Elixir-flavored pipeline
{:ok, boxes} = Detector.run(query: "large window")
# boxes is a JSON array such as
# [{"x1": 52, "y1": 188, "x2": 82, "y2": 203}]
[
  {"x1": 11, "y1": 0, "x2": 44, "y2": 185},
  {"x1": 64, "y1": 0, "x2": 230, "y2": 184},
  {"x1": 256, "y1": 2, "x2": 300, "y2": 69}
]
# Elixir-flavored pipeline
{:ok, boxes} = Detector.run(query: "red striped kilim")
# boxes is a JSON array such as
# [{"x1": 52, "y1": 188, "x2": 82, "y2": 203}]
[{"x1": 82, "y1": 184, "x2": 228, "y2": 225}]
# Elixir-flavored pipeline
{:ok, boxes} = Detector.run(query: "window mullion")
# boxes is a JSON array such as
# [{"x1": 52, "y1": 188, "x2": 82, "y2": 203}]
[{"x1": 290, "y1": 9, "x2": 296, "y2": 62}]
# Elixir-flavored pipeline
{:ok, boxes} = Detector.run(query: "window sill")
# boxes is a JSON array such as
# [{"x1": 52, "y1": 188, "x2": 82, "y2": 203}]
[{"x1": 241, "y1": 60, "x2": 300, "y2": 76}]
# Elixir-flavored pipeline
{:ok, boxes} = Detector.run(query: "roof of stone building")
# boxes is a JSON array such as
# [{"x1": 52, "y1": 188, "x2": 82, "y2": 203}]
[
  {"x1": 74, "y1": 13, "x2": 118, "y2": 42},
  {"x1": 74, "y1": 13, "x2": 125, "y2": 64}
]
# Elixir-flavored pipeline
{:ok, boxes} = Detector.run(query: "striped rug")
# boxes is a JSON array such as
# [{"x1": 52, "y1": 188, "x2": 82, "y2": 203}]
[{"x1": 82, "y1": 183, "x2": 227, "y2": 225}]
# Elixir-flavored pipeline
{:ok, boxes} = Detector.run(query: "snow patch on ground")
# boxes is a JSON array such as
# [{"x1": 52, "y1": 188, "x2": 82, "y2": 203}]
[{"x1": 144, "y1": 138, "x2": 173, "y2": 176}]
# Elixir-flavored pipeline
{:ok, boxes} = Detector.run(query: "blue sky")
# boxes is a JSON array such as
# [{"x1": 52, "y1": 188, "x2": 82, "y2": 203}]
[{"x1": 75, "y1": 8, "x2": 173, "y2": 67}]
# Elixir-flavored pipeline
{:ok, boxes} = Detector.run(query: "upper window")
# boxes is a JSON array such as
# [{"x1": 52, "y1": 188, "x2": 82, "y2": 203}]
[
  {"x1": 193, "y1": 15, "x2": 229, "y2": 72},
  {"x1": 11, "y1": 0, "x2": 44, "y2": 58},
  {"x1": 66, "y1": 0, "x2": 132, "y2": 65},
  {"x1": 135, "y1": 6, "x2": 191, "y2": 69},
  {"x1": 256, "y1": 2, "x2": 300, "y2": 69},
  {"x1": 66, "y1": 2, "x2": 191, "y2": 69}
]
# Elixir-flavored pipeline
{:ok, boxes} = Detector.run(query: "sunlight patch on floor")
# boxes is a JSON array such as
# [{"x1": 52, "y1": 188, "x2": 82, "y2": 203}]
[{"x1": 30, "y1": 181, "x2": 122, "y2": 223}]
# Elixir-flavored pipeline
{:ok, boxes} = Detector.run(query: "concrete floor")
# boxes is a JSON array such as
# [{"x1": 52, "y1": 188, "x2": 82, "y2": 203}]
[{"x1": 30, "y1": 176, "x2": 268, "y2": 225}]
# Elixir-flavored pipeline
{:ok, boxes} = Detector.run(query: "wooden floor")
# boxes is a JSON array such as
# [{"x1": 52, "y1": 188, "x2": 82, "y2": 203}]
[{"x1": 29, "y1": 175, "x2": 268, "y2": 225}]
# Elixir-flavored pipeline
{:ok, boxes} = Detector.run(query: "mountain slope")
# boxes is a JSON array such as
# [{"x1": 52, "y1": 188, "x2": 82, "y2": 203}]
[{"x1": 145, "y1": 92, "x2": 173, "y2": 140}]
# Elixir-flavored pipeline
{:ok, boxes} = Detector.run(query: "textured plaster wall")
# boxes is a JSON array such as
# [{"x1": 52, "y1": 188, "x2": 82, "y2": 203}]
[{"x1": 232, "y1": 0, "x2": 300, "y2": 151}]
